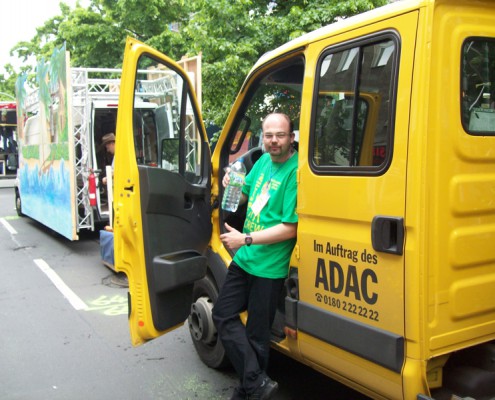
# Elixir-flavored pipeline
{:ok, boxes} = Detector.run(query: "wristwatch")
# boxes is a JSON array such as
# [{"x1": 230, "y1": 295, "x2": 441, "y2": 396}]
[{"x1": 245, "y1": 233, "x2": 253, "y2": 246}]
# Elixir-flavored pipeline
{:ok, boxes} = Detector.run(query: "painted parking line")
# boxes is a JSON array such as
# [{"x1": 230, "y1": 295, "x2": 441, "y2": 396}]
[
  {"x1": 0, "y1": 217, "x2": 17, "y2": 235},
  {"x1": 34, "y1": 258, "x2": 88, "y2": 311}
]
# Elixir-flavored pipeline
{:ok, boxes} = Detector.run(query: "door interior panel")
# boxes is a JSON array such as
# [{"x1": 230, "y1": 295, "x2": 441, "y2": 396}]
[{"x1": 139, "y1": 166, "x2": 212, "y2": 330}]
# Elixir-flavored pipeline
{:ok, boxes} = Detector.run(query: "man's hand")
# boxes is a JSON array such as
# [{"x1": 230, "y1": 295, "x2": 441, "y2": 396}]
[
  {"x1": 220, "y1": 222, "x2": 245, "y2": 250},
  {"x1": 222, "y1": 167, "x2": 231, "y2": 188}
]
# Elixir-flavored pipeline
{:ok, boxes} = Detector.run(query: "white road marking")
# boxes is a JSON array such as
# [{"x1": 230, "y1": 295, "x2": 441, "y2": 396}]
[
  {"x1": 0, "y1": 217, "x2": 17, "y2": 235},
  {"x1": 34, "y1": 258, "x2": 88, "y2": 311}
]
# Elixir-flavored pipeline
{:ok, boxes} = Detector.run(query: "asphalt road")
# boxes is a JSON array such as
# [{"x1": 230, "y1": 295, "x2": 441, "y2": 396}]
[{"x1": 0, "y1": 185, "x2": 369, "y2": 400}]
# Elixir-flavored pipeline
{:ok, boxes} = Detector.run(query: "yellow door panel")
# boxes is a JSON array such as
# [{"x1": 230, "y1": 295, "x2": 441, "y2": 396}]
[
  {"x1": 114, "y1": 38, "x2": 210, "y2": 346},
  {"x1": 295, "y1": 10, "x2": 418, "y2": 394}
]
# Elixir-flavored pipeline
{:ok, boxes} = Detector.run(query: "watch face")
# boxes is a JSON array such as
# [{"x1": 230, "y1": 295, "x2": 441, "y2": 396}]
[{"x1": 245, "y1": 235, "x2": 253, "y2": 246}]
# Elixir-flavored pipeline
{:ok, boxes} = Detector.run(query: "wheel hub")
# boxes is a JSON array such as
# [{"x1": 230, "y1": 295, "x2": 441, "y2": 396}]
[{"x1": 188, "y1": 296, "x2": 216, "y2": 344}]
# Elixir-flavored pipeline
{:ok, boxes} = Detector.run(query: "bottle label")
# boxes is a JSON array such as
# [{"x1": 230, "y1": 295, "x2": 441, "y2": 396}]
[{"x1": 230, "y1": 171, "x2": 245, "y2": 187}]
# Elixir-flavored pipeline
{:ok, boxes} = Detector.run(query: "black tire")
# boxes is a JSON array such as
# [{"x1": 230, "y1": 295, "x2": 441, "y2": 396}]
[
  {"x1": 188, "y1": 276, "x2": 230, "y2": 369},
  {"x1": 15, "y1": 190, "x2": 24, "y2": 217}
]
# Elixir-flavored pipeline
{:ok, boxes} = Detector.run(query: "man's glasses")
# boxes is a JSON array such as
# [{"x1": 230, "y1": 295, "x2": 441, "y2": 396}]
[{"x1": 264, "y1": 132, "x2": 290, "y2": 140}]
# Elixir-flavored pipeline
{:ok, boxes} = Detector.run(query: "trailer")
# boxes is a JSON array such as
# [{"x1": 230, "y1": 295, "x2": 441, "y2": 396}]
[{"x1": 14, "y1": 44, "x2": 199, "y2": 240}]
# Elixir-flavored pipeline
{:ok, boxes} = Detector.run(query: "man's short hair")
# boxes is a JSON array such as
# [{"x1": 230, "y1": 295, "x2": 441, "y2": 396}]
[{"x1": 262, "y1": 113, "x2": 294, "y2": 133}]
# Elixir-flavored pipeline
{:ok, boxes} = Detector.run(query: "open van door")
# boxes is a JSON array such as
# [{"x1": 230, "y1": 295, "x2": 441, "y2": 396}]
[{"x1": 114, "y1": 37, "x2": 211, "y2": 346}]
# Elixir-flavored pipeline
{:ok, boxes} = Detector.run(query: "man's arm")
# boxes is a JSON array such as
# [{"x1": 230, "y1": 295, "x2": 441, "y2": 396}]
[
  {"x1": 239, "y1": 193, "x2": 248, "y2": 206},
  {"x1": 220, "y1": 222, "x2": 297, "y2": 251}
]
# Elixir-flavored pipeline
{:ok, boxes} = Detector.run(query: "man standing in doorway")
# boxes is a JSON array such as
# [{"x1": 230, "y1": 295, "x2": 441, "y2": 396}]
[
  {"x1": 1, "y1": 110, "x2": 14, "y2": 153},
  {"x1": 214, "y1": 113, "x2": 298, "y2": 400},
  {"x1": 101, "y1": 133, "x2": 116, "y2": 185}
]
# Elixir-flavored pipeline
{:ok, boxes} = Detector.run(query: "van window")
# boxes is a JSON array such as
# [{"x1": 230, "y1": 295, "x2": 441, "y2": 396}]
[
  {"x1": 226, "y1": 58, "x2": 304, "y2": 166},
  {"x1": 134, "y1": 55, "x2": 204, "y2": 183},
  {"x1": 134, "y1": 108, "x2": 158, "y2": 166},
  {"x1": 461, "y1": 38, "x2": 495, "y2": 135},
  {"x1": 311, "y1": 36, "x2": 397, "y2": 171}
]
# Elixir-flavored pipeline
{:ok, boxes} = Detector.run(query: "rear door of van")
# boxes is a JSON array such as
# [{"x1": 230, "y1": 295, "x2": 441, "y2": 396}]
[{"x1": 295, "y1": 10, "x2": 418, "y2": 399}]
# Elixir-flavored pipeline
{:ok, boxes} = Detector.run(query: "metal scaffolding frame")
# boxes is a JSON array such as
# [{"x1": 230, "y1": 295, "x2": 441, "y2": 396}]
[
  {"x1": 21, "y1": 66, "x2": 196, "y2": 233},
  {"x1": 71, "y1": 68, "x2": 122, "y2": 232}
]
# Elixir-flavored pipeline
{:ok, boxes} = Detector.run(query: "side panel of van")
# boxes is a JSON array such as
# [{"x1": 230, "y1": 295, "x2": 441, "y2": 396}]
[
  {"x1": 422, "y1": 0, "x2": 495, "y2": 357},
  {"x1": 296, "y1": 11, "x2": 418, "y2": 399}
]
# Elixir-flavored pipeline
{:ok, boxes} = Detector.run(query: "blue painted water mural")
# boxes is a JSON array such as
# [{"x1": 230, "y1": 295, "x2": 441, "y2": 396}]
[{"x1": 20, "y1": 159, "x2": 74, "y2": 240}]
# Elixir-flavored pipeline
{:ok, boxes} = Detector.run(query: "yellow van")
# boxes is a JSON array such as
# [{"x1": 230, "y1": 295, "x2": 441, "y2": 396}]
[{"x1": 113, "y1": 0, "x2": 495, "y2": 398}]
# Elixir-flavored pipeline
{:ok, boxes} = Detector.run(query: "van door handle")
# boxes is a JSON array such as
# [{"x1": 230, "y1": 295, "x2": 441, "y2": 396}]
[{"x1": 371, "y1": 216, "x2": 404, "y2": 255}]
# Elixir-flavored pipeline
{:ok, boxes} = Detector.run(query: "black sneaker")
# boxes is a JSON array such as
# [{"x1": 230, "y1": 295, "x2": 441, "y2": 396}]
[
  {"x1": 230, "y1": 386, "x2": 246, "y2": 400},
  {"x1": 247, "y1": 377, "x2": 278, "y2": 400}
]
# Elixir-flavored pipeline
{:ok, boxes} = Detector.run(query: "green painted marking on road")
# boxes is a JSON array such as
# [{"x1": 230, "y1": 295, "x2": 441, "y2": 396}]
[
  {"x1": 86, "y1": 294, "x2": 127, "y2": 316},
  {"x1": 4, "y1": 215, "x2": 19, "y2": 221}
]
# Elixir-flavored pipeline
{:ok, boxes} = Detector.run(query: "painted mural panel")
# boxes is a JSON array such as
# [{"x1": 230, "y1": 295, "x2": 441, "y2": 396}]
[{"x1": 16, "y1": 44, "x2": 76, "y2": 240}]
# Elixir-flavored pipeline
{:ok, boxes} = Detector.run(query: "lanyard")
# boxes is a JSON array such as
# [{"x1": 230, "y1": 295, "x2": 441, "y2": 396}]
[{"x1": 269, "y1": 158, "x2": 288, "y2": 182}]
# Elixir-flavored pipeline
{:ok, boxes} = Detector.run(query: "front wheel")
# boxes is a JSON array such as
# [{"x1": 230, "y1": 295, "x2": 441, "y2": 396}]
[
  {"x1": 15, "y1": 189, "x2": 24, "y2": 217},
  {"x1": 188, "y1": 276, "x2": 230, "y2": 369}
]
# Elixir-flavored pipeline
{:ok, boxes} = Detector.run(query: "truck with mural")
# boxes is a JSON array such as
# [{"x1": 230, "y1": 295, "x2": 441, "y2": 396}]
[{"x1": 14, "y1": 44, "x2": 201, "y2": 241}]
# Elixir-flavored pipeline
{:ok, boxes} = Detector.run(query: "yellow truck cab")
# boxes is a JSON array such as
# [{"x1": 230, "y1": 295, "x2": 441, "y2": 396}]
[{"x1": 114, "y1": 0, "x2": 495, "y2": 398}]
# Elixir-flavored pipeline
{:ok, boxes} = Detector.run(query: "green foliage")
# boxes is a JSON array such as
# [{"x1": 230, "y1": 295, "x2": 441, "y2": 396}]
[
  {"x1": 2, "y1": 0, "x2": 389, "y2": 126},
  {"x1": 0, "y1": 65, "x2": 18, "y2": 101},
  {"x1": 182, "y1": 0, "x2": 388, "y2": 125}
]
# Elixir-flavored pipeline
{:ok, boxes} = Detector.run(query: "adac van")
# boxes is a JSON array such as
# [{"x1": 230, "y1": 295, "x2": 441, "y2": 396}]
[{"x1": 113, "y1": 0, "x2": 495, "y2": 398}]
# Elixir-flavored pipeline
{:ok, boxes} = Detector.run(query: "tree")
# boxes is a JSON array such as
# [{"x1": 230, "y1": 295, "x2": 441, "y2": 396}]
[
  {"x1": 12, "y1": 2, "x2": 125, "y2": 71},
  {"x1": 2, "y1": 0, "x2": 388, "y2": 124},
  {"x1": 182, "y1": 0, "x2": 388, "y2": 125},
  {"x1": 4, "y1": 2, "x2": 125, "y2": 94},
  {"x1": 95, "y1": 0, "x2": 189, "y2": 59},
  {"x1": 5, "y1": 0, "x2": 188, "y2": 88},
  {"x1": 0, "y1": 64, "x2": 21, "y2": 101}
]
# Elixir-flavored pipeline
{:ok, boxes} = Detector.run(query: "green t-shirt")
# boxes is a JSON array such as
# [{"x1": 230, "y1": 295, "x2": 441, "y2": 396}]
[{"x1": 233, "y1": 151, "x2": 298, "y2": 279}]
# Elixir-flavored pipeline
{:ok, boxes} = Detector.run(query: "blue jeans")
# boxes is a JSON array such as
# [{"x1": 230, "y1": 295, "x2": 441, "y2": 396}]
[{"x1": 212, "y1": 262, "x2": 285, "y2": 394}]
